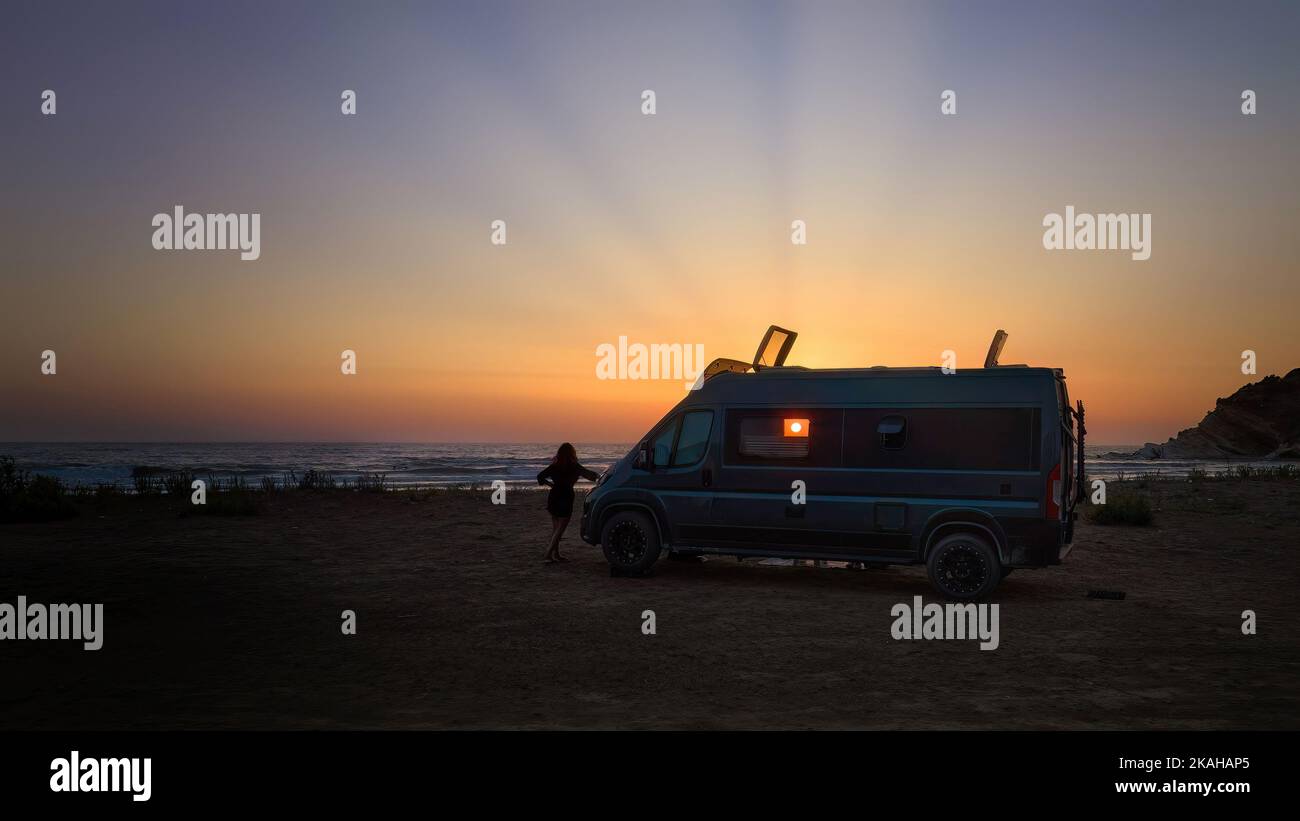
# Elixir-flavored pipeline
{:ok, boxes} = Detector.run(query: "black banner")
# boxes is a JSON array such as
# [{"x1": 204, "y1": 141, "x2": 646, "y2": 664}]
[{"x1": 2, "y1": 731, "x2": 1287, "y2": 809}]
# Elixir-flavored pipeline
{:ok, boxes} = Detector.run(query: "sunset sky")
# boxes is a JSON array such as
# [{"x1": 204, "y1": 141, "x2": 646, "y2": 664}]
[{"x1": 3, "y1": 1, "x2": 1298, "y2": 444}]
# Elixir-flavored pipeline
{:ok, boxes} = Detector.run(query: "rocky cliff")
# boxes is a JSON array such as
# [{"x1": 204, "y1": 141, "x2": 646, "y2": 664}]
[{"x1": 1135, "y1": 369, "x2": 1300, "y2": 459}]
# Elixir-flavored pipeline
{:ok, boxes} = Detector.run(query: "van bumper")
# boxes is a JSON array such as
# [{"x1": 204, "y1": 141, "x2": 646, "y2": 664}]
[{"x1": 1001, "y1": 520, "x2": 1070, "y2": 567}]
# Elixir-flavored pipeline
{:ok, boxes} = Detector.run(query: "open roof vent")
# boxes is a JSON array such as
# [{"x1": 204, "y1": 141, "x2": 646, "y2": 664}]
[
  {"x1": 983, "y1": 329, "x2": 1029, "y2": 368},
  {"x1": 691, "y1": 324, "x2": 799, "y2": 389},
  {"x1": 984, "y1": 329, "x2": 1008, "y2": 368},
  {"x1": 753, "y1": 325, "x2": 797, "y2": 370}
]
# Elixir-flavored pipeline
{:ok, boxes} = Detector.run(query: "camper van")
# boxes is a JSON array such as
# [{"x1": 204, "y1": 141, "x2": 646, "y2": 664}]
[{"x1": 580, "y1": 326, "x2": 1086, "y2": 600}]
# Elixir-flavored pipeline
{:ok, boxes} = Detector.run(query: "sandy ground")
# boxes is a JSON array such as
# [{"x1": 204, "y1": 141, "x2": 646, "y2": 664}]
[{"x1": 3, "y1": 480, "x2": 1298, "y2": 729}]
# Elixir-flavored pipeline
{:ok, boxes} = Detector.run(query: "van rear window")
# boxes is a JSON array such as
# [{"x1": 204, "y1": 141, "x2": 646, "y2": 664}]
[{"x1": 843, "y1": 407, "x2": 1041, "y2": 471}]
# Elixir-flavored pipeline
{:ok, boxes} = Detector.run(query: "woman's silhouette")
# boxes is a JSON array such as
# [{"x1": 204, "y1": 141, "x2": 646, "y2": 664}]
[{"x1": 536, "y1": 443, "x2": 599, "y2": 563}]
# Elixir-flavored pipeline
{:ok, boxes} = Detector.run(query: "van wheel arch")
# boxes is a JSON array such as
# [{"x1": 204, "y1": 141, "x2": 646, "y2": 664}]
[
  {"x1": 597, "y1": 502, "x2": 667, "y2": 548},
  {"x1": 927, "y1": 531, "x2": 1001, "y2": 600},
  {"x1": 922, "y1": 515, "x2": 1008, "y2": 565}
]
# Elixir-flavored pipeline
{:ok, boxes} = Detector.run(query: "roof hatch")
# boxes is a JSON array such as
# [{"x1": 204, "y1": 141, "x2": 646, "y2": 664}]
[
  {"x1": 984, "y1": 329, "x2": 1008, "y2": 368},
  {"x1": 753, "y1": 325, "x2": 797, "y2": 369}
]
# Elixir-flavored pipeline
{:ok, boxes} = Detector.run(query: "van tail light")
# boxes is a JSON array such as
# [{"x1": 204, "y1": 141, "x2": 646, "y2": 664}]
[{"x1": 1046, "y1": 462, "x2": 1062, "y2": 520}]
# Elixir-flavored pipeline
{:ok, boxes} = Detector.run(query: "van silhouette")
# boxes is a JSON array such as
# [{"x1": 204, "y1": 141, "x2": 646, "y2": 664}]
[{"x1": 581, "y1": 326, "x2": 1085, "y2": 600}]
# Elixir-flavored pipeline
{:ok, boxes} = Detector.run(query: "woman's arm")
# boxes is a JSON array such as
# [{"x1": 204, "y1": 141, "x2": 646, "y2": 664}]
[
  {"x1": 578, "y1": 464, "x2": 600, "y2": 482},
  {"x1": 537, "y1": 464, "x2": 554, "y2": 486}
]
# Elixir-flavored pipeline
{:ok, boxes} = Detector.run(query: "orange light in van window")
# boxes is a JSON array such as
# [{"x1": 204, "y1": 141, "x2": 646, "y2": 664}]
[{"x1": 784, "y1": 418, "x2": 810, "y2": 437}]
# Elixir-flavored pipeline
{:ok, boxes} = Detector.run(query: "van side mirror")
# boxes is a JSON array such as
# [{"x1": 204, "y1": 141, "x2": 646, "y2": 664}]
[{"x1": 633, "y1": 441, "x2": 652, "y2": 470}]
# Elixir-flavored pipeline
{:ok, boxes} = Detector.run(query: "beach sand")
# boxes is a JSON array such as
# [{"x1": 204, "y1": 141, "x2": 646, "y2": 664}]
[{"x1": 3, "y1": 480, "x2": 1298, "y2": 729}]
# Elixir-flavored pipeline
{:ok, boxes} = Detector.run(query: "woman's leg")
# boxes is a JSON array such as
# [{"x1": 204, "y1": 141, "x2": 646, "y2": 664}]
[
  {"x1": 544, "y1": 516, "x2": 563, "y2": 561},
  {"x1": 550, "y1": 516, "x2": 571, "y2": 559}
]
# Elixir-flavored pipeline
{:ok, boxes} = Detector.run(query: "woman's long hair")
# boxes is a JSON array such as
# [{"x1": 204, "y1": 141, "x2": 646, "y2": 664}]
[{"x1": 552, "y1": 442, "x2": 578, "y2": 466}]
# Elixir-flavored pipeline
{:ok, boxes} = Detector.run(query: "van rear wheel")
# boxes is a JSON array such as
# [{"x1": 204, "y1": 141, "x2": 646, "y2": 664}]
[
  {"x1": 927, "y1": 532, "x2": 1001, "y2": 600},
  {"x1": 601, "y1": 510, "x2": 661, "y2": 575}
]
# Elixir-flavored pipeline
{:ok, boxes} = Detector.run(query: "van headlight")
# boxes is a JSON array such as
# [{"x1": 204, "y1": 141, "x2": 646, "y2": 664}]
[{"x1": 595, "y1": 468, "x2": 611, "y2": 487}]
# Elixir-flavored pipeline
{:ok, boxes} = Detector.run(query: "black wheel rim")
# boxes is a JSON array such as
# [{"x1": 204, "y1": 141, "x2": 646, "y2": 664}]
[
  {"x1": 608, "y1": 521, "x2": 648, "y2": 565},
  {"x1": 935, "y1": 541, "x2": 989, "y2": 595}
]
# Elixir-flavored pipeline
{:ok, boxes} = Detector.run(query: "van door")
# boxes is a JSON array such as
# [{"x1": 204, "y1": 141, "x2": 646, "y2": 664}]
[
  {"x1": 1056, "y1": 374, "x2": 1085, "y2": 544},
  {"x1": 630, "y1": 410, "x2": 717, "y2": 546},
  {"x1": 707, "y1": 407, "x2": 846, "y2": 552}
]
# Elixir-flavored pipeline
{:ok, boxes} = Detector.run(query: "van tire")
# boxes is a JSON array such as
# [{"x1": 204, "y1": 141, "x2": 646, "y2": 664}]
[
  {"x1": 927, "y1": 532, "x2": 1001, "y2": 600},
  {"x1": 601, "y1": 510, "x2": 661, "y2": 576}
]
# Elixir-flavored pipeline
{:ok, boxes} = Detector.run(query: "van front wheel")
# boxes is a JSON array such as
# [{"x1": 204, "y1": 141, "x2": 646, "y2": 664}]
[
  {"x1": 927, "y1": 532, "x2": 1001, "y2": 600},
  {"x1": 601, "y1": 510, "x2": 661, "y2": 575}
]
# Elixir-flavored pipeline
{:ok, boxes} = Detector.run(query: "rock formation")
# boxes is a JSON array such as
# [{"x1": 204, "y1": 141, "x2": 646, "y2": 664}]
[{"x1": 1135, "y1": 369, "x2": 1300, "y2": 459}]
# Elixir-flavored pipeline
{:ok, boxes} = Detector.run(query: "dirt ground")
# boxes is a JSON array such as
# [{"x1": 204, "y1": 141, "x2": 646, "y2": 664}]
[{"x1": 3, "y1": 480, "x2": 1298, "y2": 729}]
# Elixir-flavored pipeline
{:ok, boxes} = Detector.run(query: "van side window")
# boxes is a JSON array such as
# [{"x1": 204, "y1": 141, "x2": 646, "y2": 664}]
[
  {"x1": 738, "y1": 416, "x2": 809, "y2": 459},
  {"x1": 878, "y1": 415, "x2": 906, "y2": 449},
  {"x1": 673, "y1": 411, "x2": 713, "y2": 467},
  {"x1": 651, "y1": 419, "x2": 677, "y2": 468},
  {"x1": 725, "y1": 409, "x2": 844, "y2": 467},
  {"x1": 845, "y1": 407, "x2": 1041, "y2": 470}
]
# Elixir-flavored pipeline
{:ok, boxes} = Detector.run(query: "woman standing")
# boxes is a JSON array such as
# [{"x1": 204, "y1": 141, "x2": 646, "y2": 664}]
[{"x1": 536, "y1": 443, "x2": 600, "y2": 563}]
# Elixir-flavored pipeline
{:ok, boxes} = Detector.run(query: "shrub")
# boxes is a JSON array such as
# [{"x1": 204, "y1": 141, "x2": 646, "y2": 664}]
[
  {"x1": 0, "y1": 458, "x2": 78, "y2": 523},
  {"x1": 94, "y1": 482, "x2": 123, "y2": 499},
  {"x1": 162, "y1": 471, "x2": 194, "y2": 496},
  {"x1": 0, "y1": 456, "x2": 28, "y2": 497},
  {"x1": 356, "y1": 472, "x2": 388, "y2": 492},
  {"x1": 131, "y1": 465, "x2": 164, "y2": 495},
  {"x1": 1087, "y1": 493, "x2": 1153, "y2": 526},
  {"x1": 296, "y1": 469, "x2": 336, "y2": 490}
]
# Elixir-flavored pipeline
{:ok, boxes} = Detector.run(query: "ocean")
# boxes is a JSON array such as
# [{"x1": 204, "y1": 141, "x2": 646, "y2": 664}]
[
  {"x1": 1, "y1": 443, "x2": 1288, "y2": 491},
  {"x1": 0, "y1": 439, "x2": 1289, "y2": 491},
  {"x1": 0, "y1": 443, "x2": 631, "y2": 490}
]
